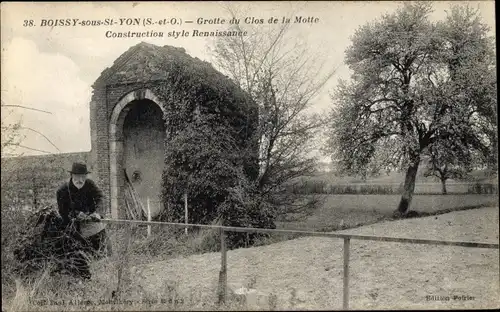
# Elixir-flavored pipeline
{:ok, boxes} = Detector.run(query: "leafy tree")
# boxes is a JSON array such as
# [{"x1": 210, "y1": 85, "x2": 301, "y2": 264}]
[
  {"x1": 423, "y1": 140, "x2": 471, "y2": 194},
  {"x1": 326, "y1": 3, "x2": 496, "y2": 214},
  {"x1": 438, "y1": 5, "x2": 498, "y2": 172},
  {"x1": 210, "y1": 5, "x2": 336, "y2": 220}
]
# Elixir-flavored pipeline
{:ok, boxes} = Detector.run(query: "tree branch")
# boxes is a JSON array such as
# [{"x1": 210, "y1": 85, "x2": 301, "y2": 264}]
[
  {"x1": 1, "y1": 105, "x2": 52, "y2": 114},
  {"x1": 18, "y1": 127, "x2": 61, "y2": 152},
  {"x1": 10, "y1": 144, "x2": 53, "y2": 154}
]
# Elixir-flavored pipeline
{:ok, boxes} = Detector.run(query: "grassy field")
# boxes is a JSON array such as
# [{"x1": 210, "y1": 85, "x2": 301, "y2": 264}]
[
  {"x1": 2, "y1": 195, "x2": 498, "y2": 311},
  {"x1": 278, "y1": 194, "x2": 499, "y2": 231}
]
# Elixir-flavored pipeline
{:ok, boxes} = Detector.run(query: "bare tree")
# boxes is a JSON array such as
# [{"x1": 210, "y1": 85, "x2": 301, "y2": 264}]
[
  {"x1": 1, "y1": 100, "x2": 60, "y2": 191},
  {"x1": 209, "y1": 5, "x2": 336, "y2": 218},
  {"x1": 1, "y1": 105, "x2": 24, "y2": 158},
  {"x1": 1, "y1": 99, "x2": 57, "y2": 157}
]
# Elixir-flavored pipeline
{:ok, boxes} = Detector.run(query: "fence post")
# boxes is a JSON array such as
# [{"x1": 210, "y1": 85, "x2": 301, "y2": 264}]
[
  {"x1": 116, "y1": 223, "x2": 133, "y2": 299},
  {"x1": 184, "y1": 192, "x2": 188, "y2": 235},
  {"x1": 343, "y1": 237, "x2": 350, "y2": 310},
  {"x1": 218, "y1": 228, "x2": 227, "y2": 304},
  {"x1": 147, "y1": 197, "x2": 151, "y2": 237}
]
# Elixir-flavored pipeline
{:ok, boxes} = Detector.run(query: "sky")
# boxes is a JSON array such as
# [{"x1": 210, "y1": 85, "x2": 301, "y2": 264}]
[{"x1": 1, "y1": 1, "x2": 496, "y2": 158}]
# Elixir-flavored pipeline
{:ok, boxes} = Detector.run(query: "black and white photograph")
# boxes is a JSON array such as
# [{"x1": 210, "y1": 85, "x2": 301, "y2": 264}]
[{"x1": 1, "y1": 1, "x2": 498, "y2": 310}]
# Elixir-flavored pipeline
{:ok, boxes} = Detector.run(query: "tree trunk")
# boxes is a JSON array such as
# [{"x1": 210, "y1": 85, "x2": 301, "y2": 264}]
[
  {"x1": 441, "y1": 178, "x2": 447, "y2": 195},
  {"x1": 396, "y1": 157, "x2": 420, "y2": 214}
]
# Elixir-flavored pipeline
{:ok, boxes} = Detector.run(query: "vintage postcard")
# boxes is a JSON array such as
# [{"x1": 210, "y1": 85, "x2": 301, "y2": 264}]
[{"x1": 1, "y1": 1, "x2": 498, "y2": 311}]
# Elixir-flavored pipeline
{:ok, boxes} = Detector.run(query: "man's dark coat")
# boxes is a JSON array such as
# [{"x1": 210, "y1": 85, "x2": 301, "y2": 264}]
[{"x1": 56, "y1": 178, "x2": 104, "y2": 226}]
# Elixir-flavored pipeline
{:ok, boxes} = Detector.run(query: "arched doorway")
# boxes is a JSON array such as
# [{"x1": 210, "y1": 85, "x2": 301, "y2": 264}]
[
  {"x1": 109, "y1": 89, "x2": 166, "y2": 219},
  {"x1": 123, "y1": 99, "x2": 166, "y2": 218}
]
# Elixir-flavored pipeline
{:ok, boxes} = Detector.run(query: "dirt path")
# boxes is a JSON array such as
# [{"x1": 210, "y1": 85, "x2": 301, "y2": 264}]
[{"x1": 131, "y1": 207, "x2": 499, "y2": 310}]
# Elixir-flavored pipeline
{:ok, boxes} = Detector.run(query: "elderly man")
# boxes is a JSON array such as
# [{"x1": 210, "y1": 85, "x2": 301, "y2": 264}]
[{"x1": 56, "y1": 161, "x2": 110, "y2": 278}]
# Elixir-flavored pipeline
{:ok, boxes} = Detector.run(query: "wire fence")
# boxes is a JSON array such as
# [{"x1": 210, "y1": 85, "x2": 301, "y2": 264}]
[{"x1": 100, "y1": 218, "x2": 499, "y2": 310}]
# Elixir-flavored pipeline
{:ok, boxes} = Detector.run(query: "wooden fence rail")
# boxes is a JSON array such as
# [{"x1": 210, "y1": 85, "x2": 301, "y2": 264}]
[{"x1": 101, "y1": 218, "x2": 499, "y2": 310}]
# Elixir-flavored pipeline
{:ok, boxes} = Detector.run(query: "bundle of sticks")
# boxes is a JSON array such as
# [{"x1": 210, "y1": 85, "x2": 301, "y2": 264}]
[{"x1": 123, "y1": 169, "x2": 146, "y2": 220}]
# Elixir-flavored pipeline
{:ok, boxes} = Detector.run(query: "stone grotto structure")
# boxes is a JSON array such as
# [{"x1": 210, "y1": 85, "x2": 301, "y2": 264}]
[{"x1": 89, "y1": 42, "x2": 257, "y2": 219}]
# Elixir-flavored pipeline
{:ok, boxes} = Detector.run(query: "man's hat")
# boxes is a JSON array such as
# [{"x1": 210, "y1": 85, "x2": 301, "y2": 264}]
[{"x1": 69, "y1": 162, "x2": 91, "y2": 174}]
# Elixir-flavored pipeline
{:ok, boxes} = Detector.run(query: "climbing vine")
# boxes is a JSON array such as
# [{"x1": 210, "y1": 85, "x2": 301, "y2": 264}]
[{"x1": 132, "y1": 45, "x2": 273, "y2": 248}]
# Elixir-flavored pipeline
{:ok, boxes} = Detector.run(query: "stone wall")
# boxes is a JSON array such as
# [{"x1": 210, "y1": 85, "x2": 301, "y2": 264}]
[{"x1": 89, "y1": 43, "x2": 257, "y2": 220}]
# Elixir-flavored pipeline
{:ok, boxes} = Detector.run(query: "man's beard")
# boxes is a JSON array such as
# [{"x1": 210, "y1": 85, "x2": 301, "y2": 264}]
[{"x1": 73, "y1": 181, "x2": 85, "y2": 189}]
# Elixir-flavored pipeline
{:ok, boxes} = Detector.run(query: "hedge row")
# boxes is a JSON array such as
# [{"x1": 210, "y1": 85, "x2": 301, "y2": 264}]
[{"x1": 289, "y1": 181, "x2": 499, "y2": 195}]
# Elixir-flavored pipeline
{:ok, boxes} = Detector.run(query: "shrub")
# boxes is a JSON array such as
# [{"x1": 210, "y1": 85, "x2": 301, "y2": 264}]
[
  {"x1": 160, "y1": 113, "x2": 272, "y2": 249},
  {"x1": 468, "y1": 183, "x2": 498, "y2": 194},
  {"x1": 289, "y1": 180, "x2": 499, "y2": 195}
]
